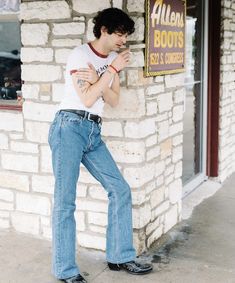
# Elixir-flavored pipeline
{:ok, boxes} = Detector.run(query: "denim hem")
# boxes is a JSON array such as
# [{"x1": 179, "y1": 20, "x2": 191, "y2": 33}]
[
  {"x1": 106, "y1": 255, "x2": 136, "y2": 264},
  {"x1": 56, "y1": 269, "x2": 80, "y2": 280}
]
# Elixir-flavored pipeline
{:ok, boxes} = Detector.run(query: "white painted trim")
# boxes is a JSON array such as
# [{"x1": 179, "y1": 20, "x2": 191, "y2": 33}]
[{"x1": 182, "y1": 0, "x2": 209, "y2": 196}]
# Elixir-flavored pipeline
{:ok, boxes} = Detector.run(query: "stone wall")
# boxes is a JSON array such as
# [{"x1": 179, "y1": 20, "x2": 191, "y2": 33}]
[
  {"x1": 219, "y1": 0, "x2": 235, "y2": 182},
  {"x1": 0, "y1": 0, "x2": 184, "y2": 254}
]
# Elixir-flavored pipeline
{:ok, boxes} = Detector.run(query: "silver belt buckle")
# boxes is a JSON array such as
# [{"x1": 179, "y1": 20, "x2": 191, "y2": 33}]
[{"x1": 87, "y1": 112, "x2": 93, "y2": 122}]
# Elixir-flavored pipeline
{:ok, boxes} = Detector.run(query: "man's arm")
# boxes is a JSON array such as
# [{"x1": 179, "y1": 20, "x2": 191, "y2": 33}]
[
  {"x1": 72, "y1": 49, "x2": 130, "y2": 108},
  {"x1": 101, "y1": 73, "x2": 120, "y2": 107},
  {"x1": 71, "y1": 68, "x2": 116, "y2": 108}
]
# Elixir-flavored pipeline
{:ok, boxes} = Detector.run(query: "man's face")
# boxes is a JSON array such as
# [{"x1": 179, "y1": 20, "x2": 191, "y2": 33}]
[{"x1": 107, "y1": 32, "x2": 128, "y2": 51}]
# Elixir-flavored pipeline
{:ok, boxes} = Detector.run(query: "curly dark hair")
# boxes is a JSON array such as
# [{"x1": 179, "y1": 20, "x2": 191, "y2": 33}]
[{"x1": 93, "y1": 8, "x2": 135, "y2": 38}]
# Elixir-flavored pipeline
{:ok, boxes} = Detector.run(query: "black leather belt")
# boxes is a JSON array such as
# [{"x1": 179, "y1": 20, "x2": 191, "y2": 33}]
[{"x1": 62, "y1": 109, "x2": 102, "y2": 125}]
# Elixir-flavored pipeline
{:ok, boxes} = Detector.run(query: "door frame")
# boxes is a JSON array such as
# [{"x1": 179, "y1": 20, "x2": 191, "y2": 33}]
[
  {"x1": 207, "y1": 0, "x2": 221, "y2": 177},
  {"x1": 183, "y1": 0, "x2": 209, "y2": 197}
]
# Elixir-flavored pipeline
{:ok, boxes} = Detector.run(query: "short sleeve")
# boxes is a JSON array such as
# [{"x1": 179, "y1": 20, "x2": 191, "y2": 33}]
[{"x1": 66, "y1": 48, "x2": 89, "y2": 72}]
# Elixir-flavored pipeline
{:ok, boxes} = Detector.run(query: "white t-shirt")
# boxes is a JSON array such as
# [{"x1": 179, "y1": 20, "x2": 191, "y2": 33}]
[{"x1": 58, "y1": 43, "x2": 118, "y2": 116}]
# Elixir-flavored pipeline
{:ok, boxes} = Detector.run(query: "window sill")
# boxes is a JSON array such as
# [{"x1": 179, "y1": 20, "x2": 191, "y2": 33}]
[{"x1": 0, "y1": 104, "x2": 22, "y2": 111}]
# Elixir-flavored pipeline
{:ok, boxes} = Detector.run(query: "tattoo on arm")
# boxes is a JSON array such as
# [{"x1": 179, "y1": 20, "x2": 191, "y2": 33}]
[{"x1": 77, "y1": 79, "x2": 85, "y2": 87}]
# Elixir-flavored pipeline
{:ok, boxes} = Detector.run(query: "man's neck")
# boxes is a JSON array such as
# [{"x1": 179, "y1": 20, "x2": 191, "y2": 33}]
[{"x1": 90, "y1": 39, "x2": 110, "y2": 56}]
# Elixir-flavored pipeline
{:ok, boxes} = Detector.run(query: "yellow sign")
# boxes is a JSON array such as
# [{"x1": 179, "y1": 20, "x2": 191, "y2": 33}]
[{"x1": 145, "y1": 0, "x2": 186, "y2": 76}]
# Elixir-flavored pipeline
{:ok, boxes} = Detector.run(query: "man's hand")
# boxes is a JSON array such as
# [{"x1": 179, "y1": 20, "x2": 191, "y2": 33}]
[
  {"x1": 75, "y1": 63, "x2": 99, "y2": 85},
  {"x1": 111, "y1": 49, "x2": 131, "y2": 72}
]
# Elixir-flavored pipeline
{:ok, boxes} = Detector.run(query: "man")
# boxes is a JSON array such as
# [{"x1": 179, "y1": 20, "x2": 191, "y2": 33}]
[{"x1": 48, "y1": 8, "x2": 153, "y2": 283}]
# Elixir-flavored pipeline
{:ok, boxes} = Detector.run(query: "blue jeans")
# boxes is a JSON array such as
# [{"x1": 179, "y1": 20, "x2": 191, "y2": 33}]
[{"x1": 48, "y1": 111, "x2": 136, "y2": 279}]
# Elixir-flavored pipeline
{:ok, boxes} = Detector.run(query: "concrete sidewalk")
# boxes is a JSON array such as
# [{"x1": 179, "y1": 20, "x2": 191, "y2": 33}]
[{"x1": 1, "y1": 173, "x2": 235, "y2": 283}]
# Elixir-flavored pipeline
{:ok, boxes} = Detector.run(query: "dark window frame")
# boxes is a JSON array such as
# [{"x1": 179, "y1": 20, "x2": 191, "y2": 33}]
[{"x1": 0, "y1": 12, "x2": 22, "y2": 112}]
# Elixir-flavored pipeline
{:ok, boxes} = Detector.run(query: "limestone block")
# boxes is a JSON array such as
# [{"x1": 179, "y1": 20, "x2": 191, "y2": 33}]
[
  {"x1": 127, "y1": 69, "x2": 153, "y2": 87},
  {"x1": 165, "y1": 173, "x2": 174, "y2": 185},
  {"x1": 10, "y1": 141, "x2": 38, "y2": 154},
  {"x1": 145, "y1": 181, "x2": 156, "y2": 195},
  {"x1": 129, "y1": 51, "x2": 144, "y2": 67},
  {"x1": 20, "y1": 1, "x2": 70, "y2": 20},
  {"x1": 32, "y1": 175, "x2": 54, "y2": 194},
  {"x1": 0, "y1": 112, "x2": 23, "y2": 132},
  {"x1": 40, "y1": 145, "x2": 53, "y2": 173},
  {"x1": 174, "y1": 88, "x2": 185, "y2": 105},
  {"x1": 133, "y1": 203, "x2": 151, "y2": 229},
  {"x1": 172, "y1": 134, "x2": 183, "y2": 146},
  {"x1": 113, "y1": 0, "x2": 123, "y2": 9},
  {"x1": 76, "y1": 199, "x2": 108, "y2": 213},
  {"x1": 124, "y1": 163, "x2": 155, "y2": 188},
  {"x1": 168, "y1": 179, "x2": 182, "y2": 204},
  {"x1": 164, "y1": 204, "x2": 178, "y2": 233},
  {"x1": 0, "y1": 172, "x2": 29, "y2": 192},
  {"x1": 9, "y1": 133, "x2": 23, "y2": 140},
  {"x1": 145, "y1": 135, "x2": 157, "y2": 148},
  {"x1": 21, "y1": 65, "x2": 62, "y2": 82},
  {"x1": 21, "y1": 47, "x2": 53, "y2": 63},
  {"x1": 78, "y1": 168, "x2": 99, "y2": 185},
  {"x1": 42, "y1": 227, "x2": 52, "y2": 239},
  {"x1": 146, "y1": 145, "x2": 160, "y2": 161},
  {"x1": 0, "y1": 218, "x2": 10, "y2": 229},
  {"x1": 160, "y1": 138, "x2": 172, "y2": 159},
  {"x1": 40, "y1": 216, "x2": 50, "y2": 226},
  {"x1": 127, "y1": 0, "x2": 145, "y2": 12},
  {"x1": 72, "y1": 0, "x2": 110, "y2": 14},
  {"x1": 146, "y1": 217, "x2": 160, "y2": 235},
  {"x1": 0, "y1": 188, "x2": 14, "y2": 202},
  {"x1": 131, "y1": 189, "x2": 147, "y2": 206},
  {"x1": 147, "y1": 101, "x2": 158, "y2": 116},
  {"x1": 169, "y1": 122, "x2": 183, "y2": 137},
  {"x1": 16, "y1": 193, "x2": 51, "y2": 216},
  {"x1": 22, "y1": 84, "x2": 39, "y2": 99},
  {"x1": 124, "y1": 118, "x2": 156, "y2": 138},
  {"x1": 90, "y1": 225, "x2": 106, "y2": 234},
  {"x1": 150, "y1": 187, "x2": 165, "y2": 209},
  {"x1": 89, "y1": 186, "x2": 108, "y2": 201},
  {"x1": 75, "y1": 211, "x2": 86, "y2": 231},
  {"x1": 2, "y1": 153, "x2": 38, "y2": 173},
  {"x1": 52, "y1": 39, "x2": 82, "y2": 47},
  {"x1": 146, "y1": 84, "x2": 165, "y2": 96},
  {"x1": 55, "y1": 48, "x2": 72, "y2": 64},
  {"x1": 21, "y1": 24, "x2": 49, "y2": 46},
  {"x1": 128, "y1": 17, "x2": 144, "y2": 41},
  {"x1": 103, "y1": 88, "x2": 145, "y2": 119},
  {"x1": 172, "y1": 105, "x2": 184, "y2": 122},
  {"x1": 0, "y1": 201, "x2": 13, "y2": 210},
  {"x1": 172, "y1": 145, "x2": 183, "y2": 163},
  {"x1": 77, "y1": 232, "x2": 106, "y2": 251},
  {"x1": 164, "y1": 164, "x2": 174, "y2": 177},
  {"x1": 52, "y1": 22, "x2": 85, "y2": 35},
  {"x1": 165, "y1": 73, "x2": 185, "y2": 88},
  {"x1": 147, "y1": 224, "x2": 163, "y2": 248},
  {"x1": 11, "y1": 212, "x2": 40, "y2": 235},
  {"x1": 88, "y1": 212, "x2": 107, "y2": 227},
  {"x1": 52, "y1": 83, "x2": 64, "y2": 102},
  {"x1": 86, "y1": 18, "x2": 95, "y2": 41},
  {"x1": 106, "y1": 140, "x2": 145, "y2": 163},
  {"x1": 0, "y1": 133, "x2": 8, "y2": 149},
  {"x1": 158, "y1": 120, "x2": 169, "y2": 142},
  {"x1": 151, "y1": 200, "x2": 169, "y2": 220},
  {"x1": 25, "y1": 121, "x2": 50, "y2": 144},
  {"x1": 101, "y1": 121, "x2": 123, "y2": 137},
  {"x1": 23, "y1": 101, "x2": 57, "y2": 122},
  {"x1": 157, "y1": 92, "x2": 173, "y2": 113}
]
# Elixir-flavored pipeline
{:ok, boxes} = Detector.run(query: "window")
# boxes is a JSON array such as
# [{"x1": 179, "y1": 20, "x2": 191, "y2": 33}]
[{"x1": 0, "y1": 1, "x2": 22, "y2": 110}]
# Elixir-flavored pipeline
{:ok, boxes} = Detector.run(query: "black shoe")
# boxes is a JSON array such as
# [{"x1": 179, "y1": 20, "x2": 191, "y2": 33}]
[
  {"x1": 108, "y1": 260, "x2": 153, "y2": 275},
  {"x1": 61, "y1": 274, "x2": 87, "y2": 283}
]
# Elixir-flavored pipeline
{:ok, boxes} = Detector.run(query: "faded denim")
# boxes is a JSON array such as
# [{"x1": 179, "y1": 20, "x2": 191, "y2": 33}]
[{"x1": 48, "y1": 110, "x2": 136, "y2": 279}]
